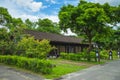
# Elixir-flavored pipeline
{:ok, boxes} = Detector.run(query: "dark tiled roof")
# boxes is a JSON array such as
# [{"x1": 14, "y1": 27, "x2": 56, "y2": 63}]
[{"x1": 24, "y1": 30, "x2": 82, "y2": 44}]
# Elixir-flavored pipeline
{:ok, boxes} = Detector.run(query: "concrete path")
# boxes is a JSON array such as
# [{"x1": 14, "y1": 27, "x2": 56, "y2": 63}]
[
  {"x1": 61, "y1": 60, "x2": 120, "y2": 80},
  {"x1": 0, "y1": 65, "x2": 44, "y2": 80}
]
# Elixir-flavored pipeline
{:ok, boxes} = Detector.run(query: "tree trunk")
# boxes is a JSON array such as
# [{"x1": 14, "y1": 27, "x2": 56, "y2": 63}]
[{"x1": 87, "y1": 38, "x2": 92, "y2": 61}]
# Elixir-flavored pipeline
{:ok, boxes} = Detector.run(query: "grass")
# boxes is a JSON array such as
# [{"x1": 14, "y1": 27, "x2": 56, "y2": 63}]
[{"x1": 44, "y1": 59, "x2": 102, "y2": 79}]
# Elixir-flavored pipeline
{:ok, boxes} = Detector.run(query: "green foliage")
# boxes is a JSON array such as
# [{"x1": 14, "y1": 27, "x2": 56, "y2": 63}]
[
  {"x1": 60, "y1": 50, "x2": 118, "y2": 61},
  {"x1": 25, "y1": 19, "x2": 36, "y2": 30},
  {"x1": 59, "y1": 0, "x2": 111, "y2": 39},
  {"x1": 60, "y1": 51, "x2": 97, "y2": 61},
  {"x1": 100, "y1": 50, "x2": 109, "y2": 59},
  {"x1": 17, "y1": 37, "x2": 53, "y2": 59},
  {"x1": 0, "y1": 7, "x2": 12, "y2": 25},
  {"x1": 58, "y1": 0, "x2": 116, "y2": 61},
  {"x1": 100, "y1": 50, "x2": 118, "y2": 59},
  {"x1": 90, "y1": 51, "x2": 96, "y2": 59},
  {"x1": 0, "y1": 28, "x2": 9, "y2": 50},
  {"x1": 36, "y1": 18, "x2": 61, "y2": 34},
  {"x1": 60, "y1": 53, "x2": 82, "y2": 61},
  {"x1": 0, "y1": 55, "x2": 53, "y2": 74},
  {"x1": 0, "y1": 7, "x2": 26, "y2": 31},
  {"x1": 112, "y1": 50, "x2": 117, "y2": 59},
  {"x1": 25, "y1": 18, "x2": 61, "y2": 34},
  {"x1": 0, "y1": 28, "x2": 9, "y2": 41},
  {"x1": 0, "y1": 28, "x2": 16, "y2": 55},
  {"x1": 80, "y1": 48, "x2": 88, "y2": 60},
  {"x1": 105, "y1": 29, "x2": 120, "y2": 50},
  {"x1": 0, "y1": 40, "x2": 8, "y2": 55},
  {"x1": 45, "y1": 59, "x2": 87, "y2": 79}
]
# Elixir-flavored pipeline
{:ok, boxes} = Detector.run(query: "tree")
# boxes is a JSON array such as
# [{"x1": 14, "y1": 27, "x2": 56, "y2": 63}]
[
  {"x1": 0, "y1": 27, "x2": 22, "y2": 55},
  {"x1": 36, "y1": 18, "x2": 61, "y2": 34},
  {"x1": 0, "y1": 28, "x2": 13, "y2": 55},
  {"x1": 112, "y1": 5, "x2": 120, "y2": 25},
  {"x1": 7, "y1": 18, "x2": 26, "y2": 32},
  {"x1": 0, "y1": 7, "x2": 27, "y2": 55},
  {"x1": 0, "y1": 7, "x2": 12, "y2": 25},
  {"x1": 96, "y1": 4, "x2": 120, "y2": 50},
  {"x1": 108, "y1": 28, "x2": 120, "y2": 50},
  {"x1": 25, "y1": 19, "x2": 37, "y2": 30},
  {"x1": 59, "y1": 0, "x2": 112, "y2": 61}
]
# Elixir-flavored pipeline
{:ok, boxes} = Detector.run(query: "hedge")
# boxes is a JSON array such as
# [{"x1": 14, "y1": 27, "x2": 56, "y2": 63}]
[
  {"x1": 60, "y1": 50, "x2": 118, "y2": 61},
  {"x1": 60, "y1": 53, "x2": 82, "y2": 61},
  {"x1": 60, "y1": 52, "x2": 96, "y2": 61},
  {"x1": 0, "y1": 55, "x2": 52, "y2": 74}
]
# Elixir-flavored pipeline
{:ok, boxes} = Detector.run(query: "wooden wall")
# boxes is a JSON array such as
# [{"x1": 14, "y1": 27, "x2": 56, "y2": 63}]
[{"x1": 50, "y1": 42, "x2": 85, "y2": 54}]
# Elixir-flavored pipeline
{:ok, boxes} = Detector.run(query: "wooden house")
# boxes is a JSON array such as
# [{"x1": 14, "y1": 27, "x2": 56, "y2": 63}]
[{"x1": 24, "y1": 30, "x2": 88, "y2": 55}]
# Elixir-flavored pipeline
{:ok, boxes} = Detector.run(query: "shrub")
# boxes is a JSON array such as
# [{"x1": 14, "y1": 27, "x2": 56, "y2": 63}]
[
  {"x1": 100, "y1": 50, "x2": 108, "y2": 59},
  {"x1": 112, "y1": 50, "x2": 117, "y2": 59},
  {"x1": 81, "y1": 48, "x2": 88, "y2": 60},
  {"x1": 100, "y1": 50, "x2": 118, "y2": 60},
  {"x1": 112, "y1": 50, "x2": 117, "y2": 56},
  {"x1": 17, "y1": 37, "x2": 53, "y2": 59},
  {"x1": 80, "y1": 52, "x2": 87, "y2": 60},
  {"x1": 60, "y1": 53, "x2": 82, "y2": 61},
  {"x1": 60, "y1": 51, "x2": 99, "y2": 61},
  {"x1": 90, "y1": 51, "x2": 96, "y2": 59},
  {"x1": 0, "y1": 55, "x2": 52, "y2": 74},
  {"x1": 0, "y1": 41, "x2": 16, "y2": 55}
]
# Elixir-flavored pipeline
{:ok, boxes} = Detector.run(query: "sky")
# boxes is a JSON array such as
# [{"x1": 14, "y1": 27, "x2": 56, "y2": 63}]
[{"x1": 0, "y1": 0, "x2": 120, "y2": 23}]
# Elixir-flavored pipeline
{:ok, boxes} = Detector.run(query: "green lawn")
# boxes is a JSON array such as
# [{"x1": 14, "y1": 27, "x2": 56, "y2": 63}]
[{"x1": 44, "y1": 59, "x2": 100, "y2": 79}]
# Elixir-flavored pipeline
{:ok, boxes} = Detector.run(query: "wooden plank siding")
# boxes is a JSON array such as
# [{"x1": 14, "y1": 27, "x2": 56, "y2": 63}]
[{"x1": 50, "y1": 42, "x2": 83, "y2": 54}]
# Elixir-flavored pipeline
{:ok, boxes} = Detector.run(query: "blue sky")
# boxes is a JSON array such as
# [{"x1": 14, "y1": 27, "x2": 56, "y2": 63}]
[{"x1": 0, "y1": 0, "x2": 120, "y2": 23}]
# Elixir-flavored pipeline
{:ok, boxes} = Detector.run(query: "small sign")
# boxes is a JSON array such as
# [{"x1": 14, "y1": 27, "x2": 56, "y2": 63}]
[
  {"x1": 118, "y1": 52, "x2": 120, "y2": 58},
  {"x1": 109, "y1": 50, "x2": 113, "y2": 60}
]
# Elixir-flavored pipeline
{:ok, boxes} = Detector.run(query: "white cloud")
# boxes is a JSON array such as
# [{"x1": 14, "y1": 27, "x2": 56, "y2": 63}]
[
  {"x1": 18, "y1": 14, "x2": 39, "y2": 22},
  {"x1": 46, "y1": 0, "x2": 56, "y2": 4},
  {"x1": 13, "y1": 14, "x2": 59, "y2": 23},
  {"x1": 42, "y1": 5, "x2": 49, "y2": 9},
  {"x1": 12, "y1": 0, "x2": 42, "y2": 12},
  {"x1": 64, "y1": 0, "x2": 79, "y2": 6},
  {"x1": 0, "y1": 25, "x2": 4, "y2": 28},
  {"x1": 92, "y1": 0, "x2": 120, "y2": 6},
  {"x1": 46, "y1": 15, "x2": 59, "y2": 22},
  {"x1": 0, "y1": 0, "x2": 24, "y2": 18},
  {"x1": 61, "y1": 28, "x2": 77, "y2": 36},
  {"x1": 39, "y1": 14, "x2": 59, "y2": 23},
  {"x1": 50, "y1": 0, "x2": 56, "y2": 4},
  {"x1": 0, "y1": 0, "x2": 59, "y2": 23},
  {"x1": 0, "y1": 25, "x2": 8, "y2": 30}
]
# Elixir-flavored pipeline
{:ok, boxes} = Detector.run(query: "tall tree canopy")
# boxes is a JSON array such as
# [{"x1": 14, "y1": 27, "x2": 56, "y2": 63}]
[
  {"x1": 0, "y1": 7, "x2": 26, "y2": 54},
  {"x1": 59, "y1": 0, "x2": 114, "y2": 60},
  {"x1": 36, "y1": 18, "x2": 61, "y2": 34},
  {"x1": 0, "y1": 7, "x2": 12, "y2": 25},
  {"x1": 0, "y1": 7, "x2": 26, "y2": 33},
  {"x1": 25, "y1": 19, "x2": 37, "y2": 30}
]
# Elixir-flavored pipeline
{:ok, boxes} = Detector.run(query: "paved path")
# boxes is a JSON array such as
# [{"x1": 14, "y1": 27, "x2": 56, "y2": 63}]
[
  {"x1": 61, "y1": 60, "x2": 120, "y2": 80},
  {"x1": 0, "y1": 65, "x2": 44, "y2": 80}
]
